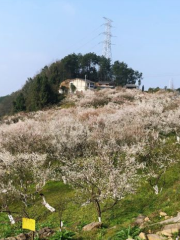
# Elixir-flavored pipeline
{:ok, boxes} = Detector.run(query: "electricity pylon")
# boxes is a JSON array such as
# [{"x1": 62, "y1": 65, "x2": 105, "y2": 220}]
[{"x1": 102, "y1": 17, "x2": 113, "y2": 60}]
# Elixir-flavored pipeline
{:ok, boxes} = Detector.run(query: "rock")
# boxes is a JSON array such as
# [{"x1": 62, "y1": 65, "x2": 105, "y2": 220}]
[
  {"x1": 147, "y1": 234, "x2": 166, "y2": 240},
  {"x1": 43, "y1": 227, "x2": 51, "y2": 233},
  {"x1": 161, "y1": 223, "x2": 180, "y2": 234},
  {"x1": 16, "y1": 234, "x2": 27, "y2": 240},
  {"x1": 134, "y1": 215, "x2": 146, "y2": 226},
  {"x1": 160, "y1": 230, "x2": 172, "y2": 237},
  {"x1": 38, "y1": 229, "x2": 44, "y2": 235},
  {"x1": 109, "y1": 225, "x2": 117, "y2": 229},
  {"x1": 26, "y1": 232, "x2": 34, "y2": 240},
  {"x1": 177, "y1": 212, "x2": 180, "y2": 217},
  {"x1": 0, "y1": 228, "x2": 54, "y2": 240},
  {"x1": 139, "y1": 232, "x2": 146, "y2": 239},
  {"x1": 144, "y1": 217, "x2": 150, "y2": 222},
  {"x1": 160, "y1": 212, "x2": 167, "y2": 217},
  {"x1": 165, "y1": 216, "x2": 170, "y2": 220},
  {"x1": 38, "y1": 227, "x2": 54, "y2": 239},
  {"x1": 159, "y1": 212, "x2": 180, "y2": 225},
  {"x1": 82, "y1": 222, "x2": 102, "y2": 231},
  {"x1": 5, "y1": 238, "x2": 16, "y2": 240}
]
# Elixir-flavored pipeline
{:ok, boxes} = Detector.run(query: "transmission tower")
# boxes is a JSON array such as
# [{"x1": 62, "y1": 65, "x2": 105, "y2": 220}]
[
  {"x1": 102, "y1": 17, "x2": 113, "y2": 59},
  {"x1": 169, "y1": 78, "x2": 174, "y2": 90}
]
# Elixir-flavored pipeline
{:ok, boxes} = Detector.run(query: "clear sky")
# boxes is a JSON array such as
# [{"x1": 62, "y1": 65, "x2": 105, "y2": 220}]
[{"x1": 1, "y1": 0, "x2": 180, "y2": 96}]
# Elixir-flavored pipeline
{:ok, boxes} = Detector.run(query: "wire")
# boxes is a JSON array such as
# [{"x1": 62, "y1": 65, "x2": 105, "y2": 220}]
[
  {"x1": 144, "y1": 73, "x2": 180, "y2": 78},
  {"x1": 75, "y1": 34, "x2": 101, "y2": 52},
  {"x1": 89, "y1": 43, "x2": 101, "y2": 51},
  {"x1": 63, "y1": 25, "x2": 103, "y2": 53}
]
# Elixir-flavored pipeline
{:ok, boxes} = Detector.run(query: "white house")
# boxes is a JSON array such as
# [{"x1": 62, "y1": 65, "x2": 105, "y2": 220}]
[{"x1": 59, "y1": 78, "x2": 95, "y2": 93}]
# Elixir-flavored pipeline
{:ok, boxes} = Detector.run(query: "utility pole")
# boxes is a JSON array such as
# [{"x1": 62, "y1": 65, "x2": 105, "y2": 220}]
[
  {"x1": 171, "y1": 78, "x2": 174, "y2": 90},
  {"x1": 102, "y1": 17, "x2": 113, "y2": 60},
  {"x1": 85, "y1": 75, "x2": 87, "y2": 90},
  {"x1": 169, "y1": 78, "x2": 174, "y2": 90}
]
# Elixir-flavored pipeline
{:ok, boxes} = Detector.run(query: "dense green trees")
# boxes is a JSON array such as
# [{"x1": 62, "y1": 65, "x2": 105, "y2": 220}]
[
  {"x1": 112, "y1": 61, "x2": 143, "y2": 86},
  {"x1": 0, "y1": 53, "x2": 143, "y2": 116},
  {"x1": 57, "y1": 53, "x2": 142, "y2": 84},
  {"x1": 13, "y1": 74, "x2": 60, "y2": 112},
  {"x1": 0, "y1": 92, "x2": 19, "y2": 118},
  {"x1": 13, "y1": 93, "x2": 26, "y2": 112}
]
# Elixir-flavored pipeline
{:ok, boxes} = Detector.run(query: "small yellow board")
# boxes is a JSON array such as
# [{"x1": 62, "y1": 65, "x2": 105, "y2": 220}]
[{"x1": 22, "y1": 218, "x2": 35, "y2": 231}]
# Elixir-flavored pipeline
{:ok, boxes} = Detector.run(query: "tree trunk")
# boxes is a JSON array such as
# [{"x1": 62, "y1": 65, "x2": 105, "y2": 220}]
[
  {"x1": 59, "y1": 219, "x2": 63, "y2": 232},
  {"x1": 94, "y1": 199, "x2": 102, "y2": 222}
]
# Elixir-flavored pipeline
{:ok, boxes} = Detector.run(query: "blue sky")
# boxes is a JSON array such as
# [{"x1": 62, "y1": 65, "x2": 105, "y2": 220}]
[{"x1": 1, "y1": 0, "x2": 180, "y2": 96}]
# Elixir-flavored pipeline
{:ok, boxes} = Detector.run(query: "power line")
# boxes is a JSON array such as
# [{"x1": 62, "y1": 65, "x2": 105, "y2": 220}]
[
  {"x1": 63, "y1": 25, "x2": 102, "y2": 54},
  {"x1": 88, "y1": 42, "x2": 101, "y2": 52},
  {"x1": 144, "y1": 73, "x2": 180, "y2": 78},
  {"x1": 75, "y1": 34, "x2": 101, "y2": 52}
]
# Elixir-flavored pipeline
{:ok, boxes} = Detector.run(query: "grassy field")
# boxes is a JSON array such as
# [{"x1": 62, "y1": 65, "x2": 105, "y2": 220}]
[{"x1": 1, "y1": 159, "x2": 180, "y2": 240}]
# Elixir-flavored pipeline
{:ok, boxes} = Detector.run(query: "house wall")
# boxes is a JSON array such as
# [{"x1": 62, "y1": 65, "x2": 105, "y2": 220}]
[
  {"x1": 59, "y1": 78, "x2": 94, "y2": 94},
  {"x1": 71, "y1": 79, "x2": 86, "y2": 92}
]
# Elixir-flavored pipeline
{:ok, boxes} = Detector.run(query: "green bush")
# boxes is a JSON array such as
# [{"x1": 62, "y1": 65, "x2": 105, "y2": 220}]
[
  {"x1": 111, "y1": 226, "x2": 141, "y2": 240},
  {"x1": 147, "y1": 87, "x2": 160, "y2": 93},
  {"x1": 70, "y1": 83, "x2": 76, "y2": 93},
  {"x1": 0, "y1": 224, "x2": 22, "y2": 238},
  {"x1": 91, "y1": 97, "x2": 109, "y2": 108},
  {"x1": 49, "y1": 230, "x2": 75, "y2": 240},
  {"x1": 122, "y1": 94, "x2": 134, "y2": 102},
  {"x1": 60, "y1": 101, "x2": 75, "y2": 108}
]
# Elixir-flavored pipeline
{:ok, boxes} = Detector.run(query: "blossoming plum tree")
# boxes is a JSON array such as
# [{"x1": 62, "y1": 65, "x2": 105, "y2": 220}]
[
  {"x1": 0, "y1": 152, "x2": 49, "y2": 219},
  {"x1": 60, "y1": 149, "x2": 139, "y2": 222}
]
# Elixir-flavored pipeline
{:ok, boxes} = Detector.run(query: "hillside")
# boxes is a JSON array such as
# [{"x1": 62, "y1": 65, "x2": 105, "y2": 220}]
[
  {"x1": 0, "y1": 53, "x2": 142, "y2": 117},
  {"x1": 1, "y1": 88, "x2": 180, "y2": 240}
]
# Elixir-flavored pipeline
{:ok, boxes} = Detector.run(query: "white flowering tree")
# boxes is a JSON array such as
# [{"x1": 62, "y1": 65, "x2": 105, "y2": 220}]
[
  {"x1": 60, "y1": 150, "x2": 139, "y2": 222},
  {"x1": 138, "y1": 137, "x2": 178, "y2": 195},
  {"x1": 0, "y1": 152, "x2": 50, "y2": 220}
]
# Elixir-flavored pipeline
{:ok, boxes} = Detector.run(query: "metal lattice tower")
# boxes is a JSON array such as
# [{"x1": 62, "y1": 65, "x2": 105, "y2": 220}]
[
  {"x1": 103, "y1": 17, "x2": 113, "y2": 59},
  {"x1": 169, "y1": 78, "x2": 174, "y2": 90}
]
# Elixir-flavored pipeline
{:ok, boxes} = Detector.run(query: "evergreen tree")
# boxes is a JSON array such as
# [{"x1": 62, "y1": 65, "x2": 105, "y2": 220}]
[
  {"x1": 13, "y1": 93, "x2": 26, "y2": 112},
  {"x1": 3, "y1": 52, "x2": 143, "y2": 116}
]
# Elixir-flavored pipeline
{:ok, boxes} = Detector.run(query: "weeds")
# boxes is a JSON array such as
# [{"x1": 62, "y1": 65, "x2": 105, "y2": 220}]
[
  {"x1": 49, "y1": 230, "x2": 75, "y2": 240},
  {"x1": 111, "y1": 226, "x2": 141, "y2": 240}
]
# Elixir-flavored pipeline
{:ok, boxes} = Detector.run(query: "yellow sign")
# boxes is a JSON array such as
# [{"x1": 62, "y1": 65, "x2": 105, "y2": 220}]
[{"x1": 22, "y1": 218, "x2": 35, "y2": 231}]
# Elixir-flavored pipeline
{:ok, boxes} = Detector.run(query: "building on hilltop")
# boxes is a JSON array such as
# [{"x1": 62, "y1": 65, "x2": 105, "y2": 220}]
[
  {"x1": 59, "y1": 78, "x2": 95, "y2": 94},
  {"x1": 95, "y1": 81, "x2": 115, "y2": 89},
  {"x1": 124, "y1": 84, "x2": 138, "y2": 89}
]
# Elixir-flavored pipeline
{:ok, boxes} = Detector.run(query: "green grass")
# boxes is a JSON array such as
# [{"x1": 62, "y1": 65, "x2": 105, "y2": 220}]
[{"x1": 2, "y1": 153, "x2": 180, "y2": 239}]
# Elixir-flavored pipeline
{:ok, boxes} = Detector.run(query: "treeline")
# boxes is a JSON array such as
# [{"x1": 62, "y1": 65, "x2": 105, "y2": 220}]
[
  {"x1": 0, "y1": 52, "x2": 143, "y2": 116},
  {"x1": 0, "y1": 93, "x2": 19, "y2": 118}
]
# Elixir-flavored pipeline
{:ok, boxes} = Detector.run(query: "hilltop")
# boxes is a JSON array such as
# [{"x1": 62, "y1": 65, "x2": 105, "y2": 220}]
[
  {"x1": 1, "y1": 88, "x2": 180, "y2": 240},
  {"x1": 0, "y1": 52, "x2": 142, "y2": 118}
]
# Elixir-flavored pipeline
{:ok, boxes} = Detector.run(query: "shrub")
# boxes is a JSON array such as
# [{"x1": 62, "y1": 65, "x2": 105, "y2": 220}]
[
  {"x1": 162, "y1": 102, "x2": 178, "y2": 112},
  {"x1": 112, "y1": 96, "x2": 124, "y2": 105},
  {"x1": 148, "y1": 87, "x2": 160, "y2": 93},
  {"x1": 60, "y1": 100, "x2": 76, "y2": 109},
  {"x1": 90, "y1": 97, "x2": 109, "y2": 108},
  {"x1": 70, "y1": 83, "x2": 76, "y2": 93},
  {"x1": 122, "y1": 94, "x2": 135, "y2": 102},
  {"x1": 111, "y1": 226, "x2": 141, "y2": 240},
  {"x1": 49, "y1": 230, "x2": 75, "y2": 240}
]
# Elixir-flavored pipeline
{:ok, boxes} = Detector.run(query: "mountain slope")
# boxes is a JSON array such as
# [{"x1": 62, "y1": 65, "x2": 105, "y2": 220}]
[{"x1": 0, "y1": 88, "x2": 180, "y2": 240}]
